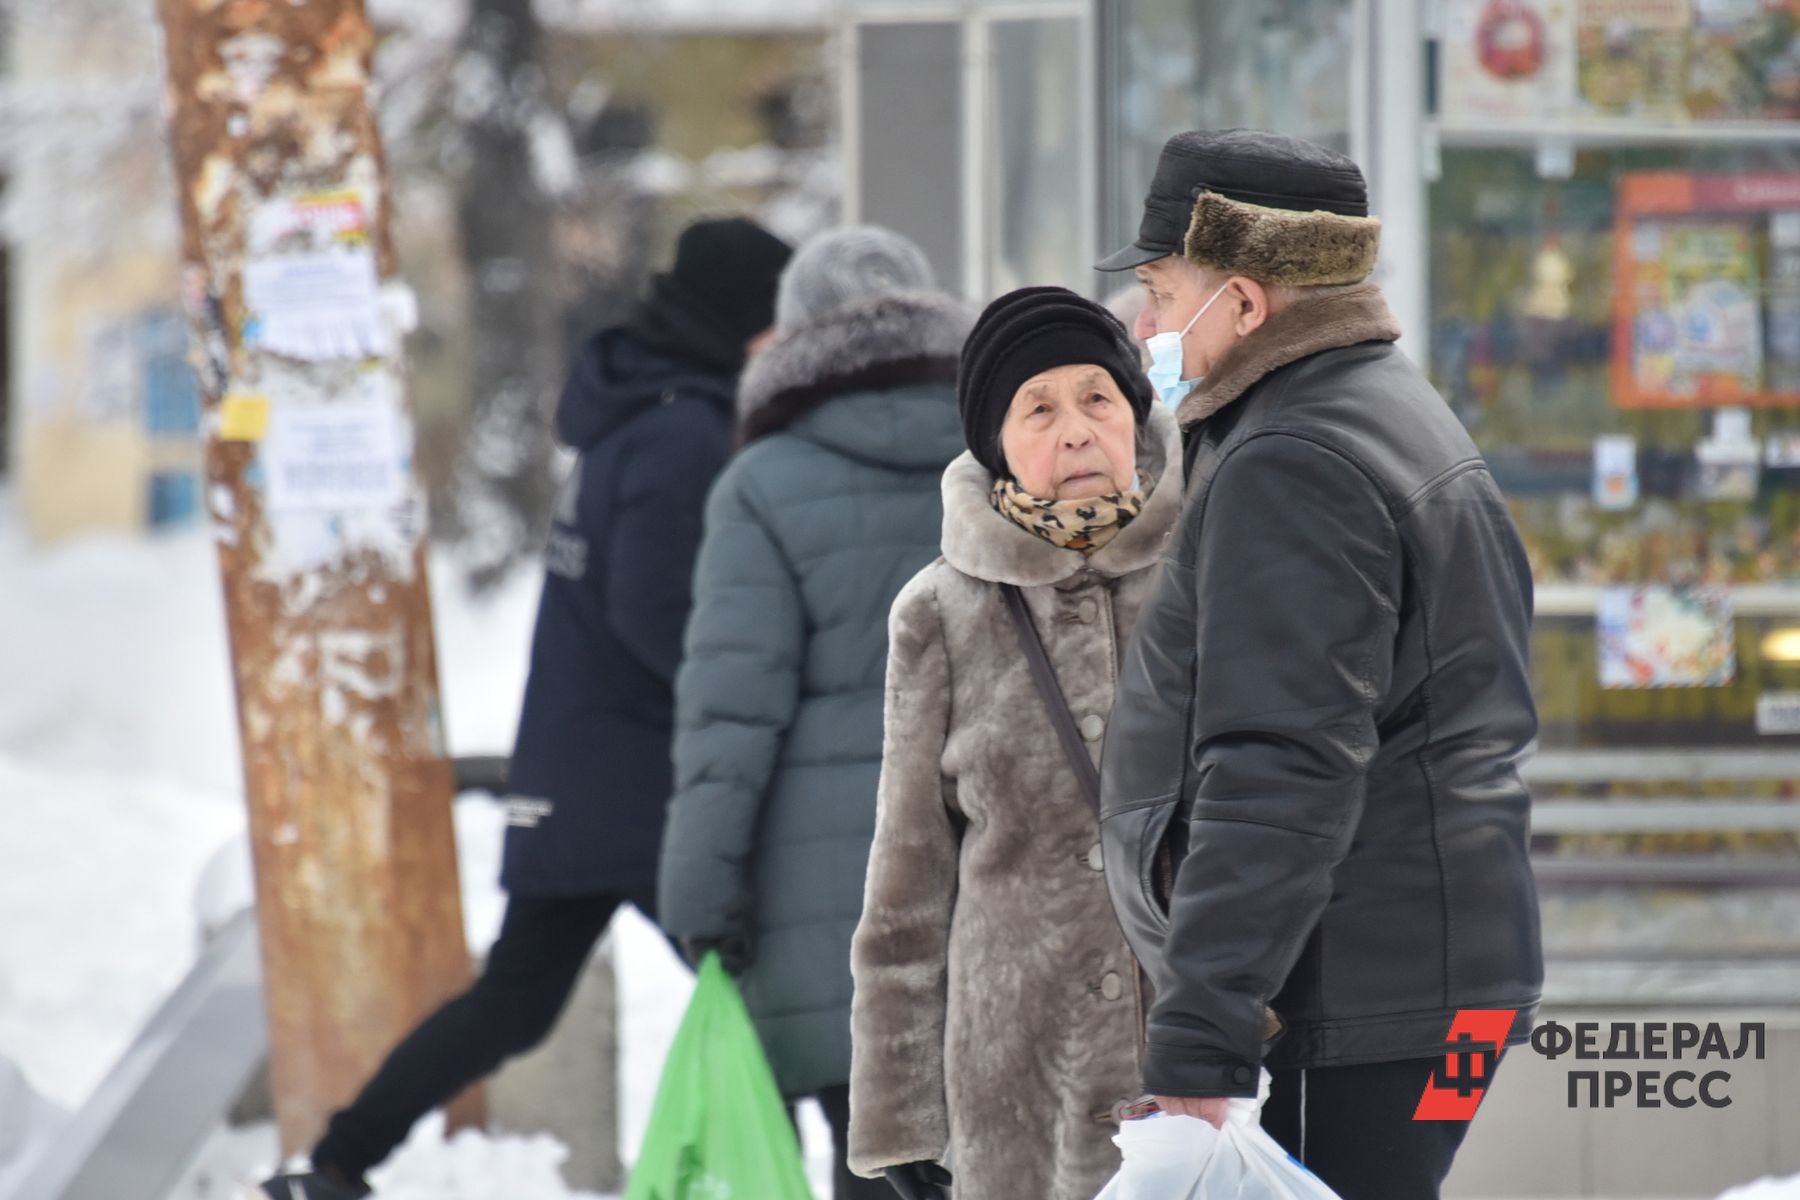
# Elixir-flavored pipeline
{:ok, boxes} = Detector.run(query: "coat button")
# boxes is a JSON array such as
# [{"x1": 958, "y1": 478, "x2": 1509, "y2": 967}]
[
  {"x1": 1087, "y1": 841, "x2": 1104, "y2": 871},
  {"x1": 1080, "y1": 713, "x2": 1106, "y2": 741},
  {"x1": 1232, "y1": 1065, "x2": 1255, "y2": 1085},
  {"x1": 1101, "y1": 971, "x2": 1124, "y2": 1001},
  {"x1": 1075, "y1": 597, "x2": 1098, "y2": 623}
]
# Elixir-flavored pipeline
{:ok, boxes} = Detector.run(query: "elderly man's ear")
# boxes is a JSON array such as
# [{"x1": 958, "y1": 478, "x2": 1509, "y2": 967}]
[{"x1": 1219, "y1": 273, "x2": 1275, "y2": 338}]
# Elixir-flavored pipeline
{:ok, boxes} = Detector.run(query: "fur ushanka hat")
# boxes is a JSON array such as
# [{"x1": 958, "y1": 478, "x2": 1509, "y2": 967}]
[{"x1": 1096, "y1": 128, "x2": 1381, "y2": 287}]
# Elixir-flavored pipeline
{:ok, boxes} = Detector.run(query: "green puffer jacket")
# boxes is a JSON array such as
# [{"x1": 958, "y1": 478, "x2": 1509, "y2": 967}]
[{"x1": 659, "y1": 290, "x2": 972, "y2": 1097}]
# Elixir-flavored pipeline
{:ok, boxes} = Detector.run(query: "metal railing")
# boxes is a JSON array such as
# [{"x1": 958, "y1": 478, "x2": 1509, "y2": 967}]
[
  {"x1": 1523, "y1": 748, "x2": 1800, "y2": 888},
  {"x1": 8, "y1": 913, "x2": 266, "y2": 1200}
]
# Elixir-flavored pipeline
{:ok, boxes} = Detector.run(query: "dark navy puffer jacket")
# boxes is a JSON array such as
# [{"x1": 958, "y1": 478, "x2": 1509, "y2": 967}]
[{"x1": 501, "y1": 327, "x2": 736, "y2": 900}]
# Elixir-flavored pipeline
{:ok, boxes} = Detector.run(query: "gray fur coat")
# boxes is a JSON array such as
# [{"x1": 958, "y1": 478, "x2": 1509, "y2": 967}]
[{"x1": 848, "y1": 404, "x2": 1183, "y2": 1200}]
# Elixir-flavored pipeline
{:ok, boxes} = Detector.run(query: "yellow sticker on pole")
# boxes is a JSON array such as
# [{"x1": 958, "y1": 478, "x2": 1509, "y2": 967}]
[{"x1": 219, "y1": 393, "x2": 271, "y2": 441}]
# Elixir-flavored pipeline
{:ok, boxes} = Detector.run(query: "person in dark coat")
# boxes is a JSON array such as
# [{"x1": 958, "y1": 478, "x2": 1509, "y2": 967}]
[
  {"x1": 264, "y1": 216, "x2": 792, "y2": 1200},
  {"x1": 657, "y1": 226, "x2": 970, "y2": 1200},
  {"x1": 1095, "y1": 130, "x2": 1541, "y2": 1200}
]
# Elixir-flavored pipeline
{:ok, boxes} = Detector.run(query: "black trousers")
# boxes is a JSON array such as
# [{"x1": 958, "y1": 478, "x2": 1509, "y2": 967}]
[
  {"x1": 313, "y1": 891, "x2": 642, "y2": 1181},
  {"x1": 793, "y1": 1085, "x2": 893, "y2": 1200},
  {"x1": 1259, "y1": 1055, "x2": 1487, "y2": 1200}
]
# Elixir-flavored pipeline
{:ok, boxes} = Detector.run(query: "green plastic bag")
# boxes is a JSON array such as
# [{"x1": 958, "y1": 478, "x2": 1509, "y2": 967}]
[{"x1": 624, "y1": 952, "x2": 815, "y2": 1200}]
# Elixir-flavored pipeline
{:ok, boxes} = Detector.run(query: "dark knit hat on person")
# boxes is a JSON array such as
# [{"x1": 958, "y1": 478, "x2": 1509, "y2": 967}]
[
  {"x1": 956, "y1": 286, "x2": 1153, "y2": 478},
  {"x1": 629, "y1": 216, "x2": 793, "y2": 374}
]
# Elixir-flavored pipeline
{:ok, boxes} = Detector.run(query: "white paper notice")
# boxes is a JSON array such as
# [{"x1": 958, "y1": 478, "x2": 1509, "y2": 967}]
[
  {"x1": 1592, "y1": 435, "x2": 1638, "y2": 510},
  {"x1": 263, "y1": 395, "x2": 406, "y2": 513},
  {"x1": 1756, "y1": 691, "x2": 1800, "y2": 735},
  {"x1": 244, "y1": 249, "x2": 389, "y2": 361}
]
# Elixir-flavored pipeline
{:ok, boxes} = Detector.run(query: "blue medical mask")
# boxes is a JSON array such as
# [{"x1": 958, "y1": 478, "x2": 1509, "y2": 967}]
[{"x1": 1145, "y1": 282, "x2": 1230, "y2": 409}]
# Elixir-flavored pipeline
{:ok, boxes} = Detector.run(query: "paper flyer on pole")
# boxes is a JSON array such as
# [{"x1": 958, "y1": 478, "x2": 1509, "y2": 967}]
[
  {"x1": 261, "y1": 375, "x2": 410, "y2": 514},
  {"x1": 243, "y1": 189, "x2": 389, "y2": 362}
]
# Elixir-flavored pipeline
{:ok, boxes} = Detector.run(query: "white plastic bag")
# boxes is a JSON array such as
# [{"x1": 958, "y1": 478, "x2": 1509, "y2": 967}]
[
  {"x1": 1716, "y1": 1174, "x2": 1800, "y2": 1200},
  {"x1": 1092, "y1": 1070, "x2": 1343, "y2": 1200}
]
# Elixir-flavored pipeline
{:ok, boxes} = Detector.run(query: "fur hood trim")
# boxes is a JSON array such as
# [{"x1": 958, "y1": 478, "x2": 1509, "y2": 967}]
[
  {"x1": 1184, "y1": 190, "x2": 1382, "y2": 288},
  {"x1": 1176, "y1": 284, "x2": 1402, "y2": 427},
  {"x1": 940, "y1": 403, "x2": 1181, "y2": 587},
  {"x1": 738, "y1": 291, "x2": 973, "y2": 444}
]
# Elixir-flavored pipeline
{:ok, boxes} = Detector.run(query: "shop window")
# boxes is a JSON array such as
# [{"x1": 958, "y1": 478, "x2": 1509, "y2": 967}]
[
  {"x1": 988, "y1": 16, "x2": 1087, "y2": 293},
  {"x1": 1427, "y1": 0, "x2": 1800, "y2": 997},
  {"x1": 139, "y1": 310, "x2": 200, "y2": 439},
  {"x1": 1100, "y1": 0, "x2": 1355, "y2": 261},
  {"x1": 147, "y1": 469, "x2": 200, "y2": 527},
  {"x1": 855, "y1": 21, "x2": 964, "y2": 293},
  {"x1": 1428, "y1": 96, "x2": 1800, "y2": 749}
]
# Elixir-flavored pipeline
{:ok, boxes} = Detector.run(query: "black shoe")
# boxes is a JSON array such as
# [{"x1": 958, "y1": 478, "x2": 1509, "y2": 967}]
[{"x1": 260, "y1": 1169, "x2": 370, "y2": 1200}]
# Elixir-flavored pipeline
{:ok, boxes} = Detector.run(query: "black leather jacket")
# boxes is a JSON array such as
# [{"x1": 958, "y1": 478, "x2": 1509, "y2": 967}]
[{"x1": 1100, "y1": 296, "x2": 1543, "y2": 1098}]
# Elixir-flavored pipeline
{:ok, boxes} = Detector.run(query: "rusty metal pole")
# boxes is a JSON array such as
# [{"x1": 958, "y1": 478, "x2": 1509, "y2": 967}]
[{"x1": 154, "y1": 0, "x2": 480, "y2": 1153}]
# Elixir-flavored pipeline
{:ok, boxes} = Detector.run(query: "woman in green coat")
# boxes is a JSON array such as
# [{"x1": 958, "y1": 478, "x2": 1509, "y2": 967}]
[{"x1": 657, "y1": 226, "x2": 971, "y2": 1198}]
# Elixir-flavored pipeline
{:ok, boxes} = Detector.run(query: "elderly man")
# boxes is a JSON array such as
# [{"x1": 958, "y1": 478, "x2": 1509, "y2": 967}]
[{"x1": 1096, "y1": 129, "x2": 1542, "y2": 1200}]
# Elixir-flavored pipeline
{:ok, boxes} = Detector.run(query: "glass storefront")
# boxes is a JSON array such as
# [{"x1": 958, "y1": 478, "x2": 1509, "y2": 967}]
[
  {"x1": 1432, "y1": 145, "x2": 1800, "y2": 748},
  {"x1": 849, "y1": 4, "x2": 1095, "y2": 297},
  {"x1": 1101, "y1": 0, "x2": 1356, "y2": 264},
  {"x1": 989, "y1": 16, "x2": 1089, "y2": 293}
]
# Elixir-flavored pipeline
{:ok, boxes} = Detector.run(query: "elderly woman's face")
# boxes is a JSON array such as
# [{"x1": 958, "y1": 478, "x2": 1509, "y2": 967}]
[{"x1": 999, "y1": 364, "x2": 1137, "y2": 500}]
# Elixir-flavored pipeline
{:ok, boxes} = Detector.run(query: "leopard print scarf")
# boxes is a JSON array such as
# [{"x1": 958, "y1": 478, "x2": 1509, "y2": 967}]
[{"x1": 990, "y1": 473, "x2": 1148, "y2": 555}]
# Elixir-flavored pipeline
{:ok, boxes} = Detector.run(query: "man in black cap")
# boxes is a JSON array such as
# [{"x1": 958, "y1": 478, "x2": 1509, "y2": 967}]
[
  {"x1": 264, "y1": 216, "x2": 791, "y2": 1200},
  {"x1": 1095, "y1": 130, "x2": 1542, "y2": 1200}
]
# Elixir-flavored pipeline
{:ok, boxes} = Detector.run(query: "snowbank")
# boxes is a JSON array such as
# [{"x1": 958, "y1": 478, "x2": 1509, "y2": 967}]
[
  {"x1": 0, "y1": 494, "x2": 834, "y2": 1195},
  {"x1": 0, "y1": 490, "x2": 538, "y2": 1112}
]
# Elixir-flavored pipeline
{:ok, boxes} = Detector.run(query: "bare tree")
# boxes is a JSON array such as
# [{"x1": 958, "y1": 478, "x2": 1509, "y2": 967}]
[{"x1": 440, "y1": 0, "x2": 567, "y2": 590}]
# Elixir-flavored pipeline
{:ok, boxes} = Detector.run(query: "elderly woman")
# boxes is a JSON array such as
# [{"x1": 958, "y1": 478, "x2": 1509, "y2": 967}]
[{"x1": 847, "y1": 288, "x2": 1185, "y2": 1200}]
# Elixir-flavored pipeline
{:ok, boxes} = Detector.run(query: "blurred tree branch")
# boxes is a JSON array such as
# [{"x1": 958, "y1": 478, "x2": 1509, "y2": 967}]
[{"x1": 439, "y1": 0, "x2": 567, "y2": 590}]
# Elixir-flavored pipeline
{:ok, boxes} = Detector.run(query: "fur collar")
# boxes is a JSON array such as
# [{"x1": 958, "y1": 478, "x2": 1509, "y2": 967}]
[
  {"x1": 940, "y1": 403, "x2": 1182, "y2": 587},
  {"x1": 738, "y1": 291, "x2": 973, "y2": 444},
  {"x1": 1175, "y1": 284, "x2": 1401, "y2": 427}
]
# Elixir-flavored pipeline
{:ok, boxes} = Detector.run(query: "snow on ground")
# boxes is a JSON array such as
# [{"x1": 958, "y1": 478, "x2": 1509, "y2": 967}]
[
  {"x1": 0, "y1": 489, "x2": 539, "y2": 1112},
  {"x1": 0, "y1": 500, "x2": 250, "y2": 1110},
  {"x1": 0, "y1": 489, "x2": 832, "y2": 1197},
  {"x1": 370, "y1": 1114, "x2": 606, "y2": 1200}
]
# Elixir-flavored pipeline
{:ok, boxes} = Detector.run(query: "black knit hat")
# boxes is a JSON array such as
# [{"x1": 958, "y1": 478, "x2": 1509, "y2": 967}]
[
  {"x1": 630, "y1": 216, "x2": 793, "y2": 374},
  {"x1": 956, "y1": 286, "x2": 1153, "y2": 478}
]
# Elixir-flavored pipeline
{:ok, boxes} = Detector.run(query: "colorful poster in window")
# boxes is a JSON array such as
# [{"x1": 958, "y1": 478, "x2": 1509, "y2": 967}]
[
  {"x1": 1686, "y1": 0, "x2": 1800, "y2": 119},
  {"x1": 1441, "y1": 0, "x2": 1579, "y2": 120},
  {"x1": 1592, "y1": 434, "x2": 1639, "y2": 509},
  {"x1": 1613, "y1": 173, "x2": 1800, "y2": 408},
  {"x1": 1575, "y1": 0, "x2": 1800, "y2": 120},
  {"x1": 1597, "y1": 585, "x2": 1736, "y2": 688},
  {"x1": 1628, "y1": 222, "x2": 1762, "y2": 397},
  {"x1": 1576, "y1": 0, "x2": 1689, "y2": 118}
]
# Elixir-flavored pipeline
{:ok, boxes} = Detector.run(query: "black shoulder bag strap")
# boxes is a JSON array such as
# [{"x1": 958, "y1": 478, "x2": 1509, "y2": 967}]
[
  {"x1": 999, "y1": 583, "x2": 1101, "y2": 817},
  {"x1": 1002, "y1": 581, "x2": 1162, "y2": 1071}
]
